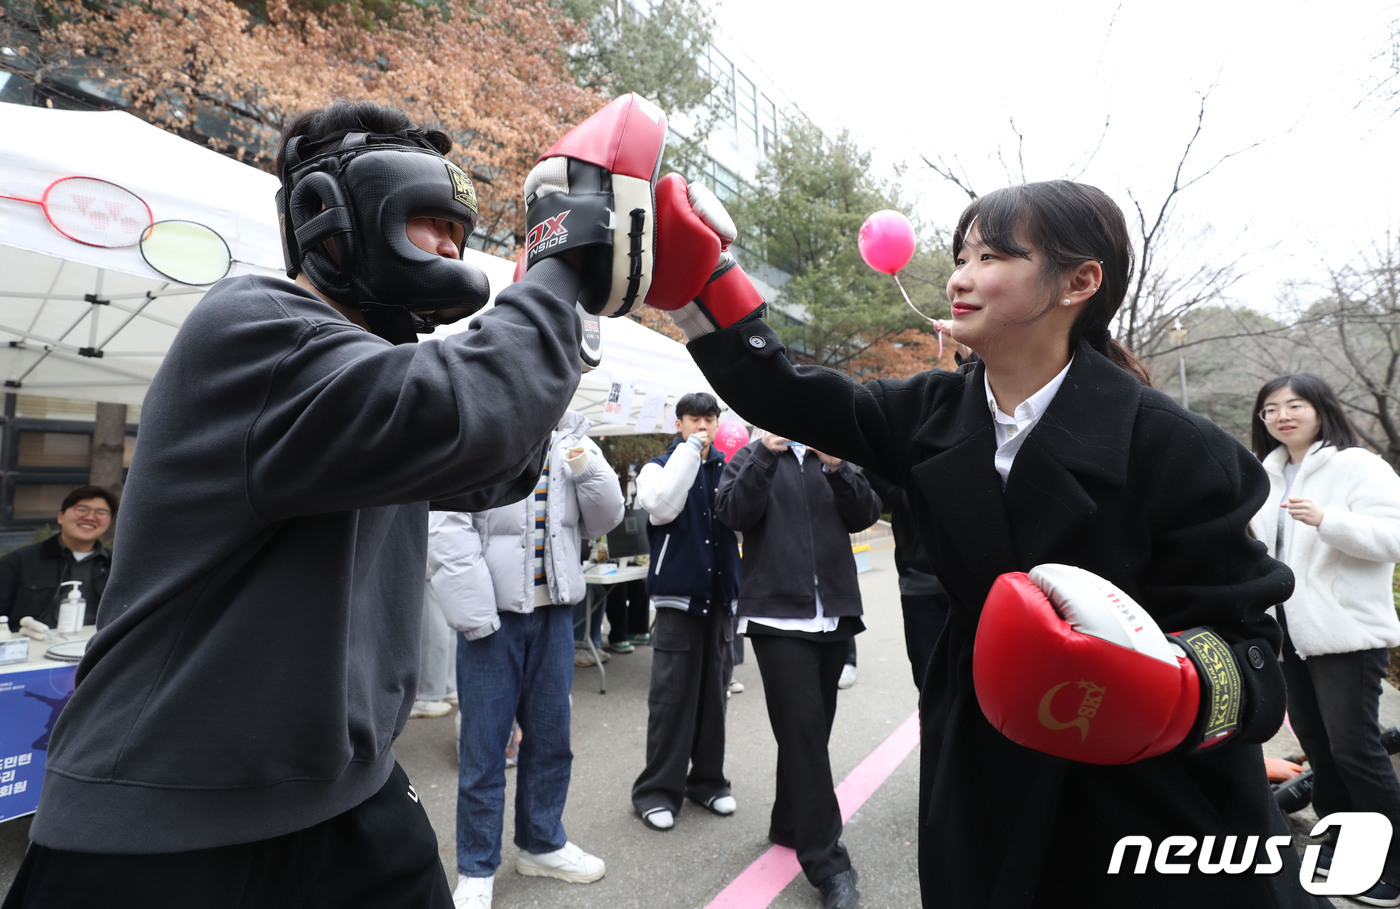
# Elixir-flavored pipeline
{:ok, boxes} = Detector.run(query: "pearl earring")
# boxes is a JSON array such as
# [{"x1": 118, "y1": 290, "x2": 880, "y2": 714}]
[{"x1": 1062, "y1": 299, "x2": 1072, "y2": 306}]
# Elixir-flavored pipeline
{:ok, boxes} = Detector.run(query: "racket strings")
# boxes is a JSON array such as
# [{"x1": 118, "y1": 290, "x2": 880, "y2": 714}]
[
  {"x1": 4, "y1": 177, "x2": 234, "y2": 284},
  {"x1": 44, "y1": 179, "x2": 151, "y2": 247}
]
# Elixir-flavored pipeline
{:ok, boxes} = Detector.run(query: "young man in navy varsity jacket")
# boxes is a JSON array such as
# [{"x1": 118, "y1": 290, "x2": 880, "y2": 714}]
[{"x1": 630, "y1": 392, "x2": 742, "y2": 833}]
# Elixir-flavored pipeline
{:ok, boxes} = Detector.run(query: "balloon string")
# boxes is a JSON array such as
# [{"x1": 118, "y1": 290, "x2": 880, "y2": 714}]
[{"x1": 892, "y1": 272, "x2": 943, "y2": 359}]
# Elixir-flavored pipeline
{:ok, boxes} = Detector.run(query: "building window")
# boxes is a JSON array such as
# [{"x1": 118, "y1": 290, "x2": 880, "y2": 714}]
[
  {"x1": 700, "y1": 45, "x2": 735, "y2": 139},
  {"x1": 12, "y1": 484, "x2": 83, "y2": 522},
  {"x1": 17, "y1": 432, "x2": 91, "y2": 469},
  {"x1": 14, "y1": 431, "x2": 135, "y2": 470},
  {"x1": 13, "y1": 394, "x2": 141, "y2": 424},
  {"x1": 704, "y1": 160, "x2": 739, "y2": 204},
  {"x1": 737, "y1": 73, "x2": 758, "y2": 150},
  {"x1": 760, "y1": 95, "x2": 779, "y2": 157}
]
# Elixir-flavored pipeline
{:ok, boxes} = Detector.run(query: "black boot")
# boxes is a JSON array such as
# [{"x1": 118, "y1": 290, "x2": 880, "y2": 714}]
[{"x1": 818, "y1": 869, "x2": 860, "y2": 909}]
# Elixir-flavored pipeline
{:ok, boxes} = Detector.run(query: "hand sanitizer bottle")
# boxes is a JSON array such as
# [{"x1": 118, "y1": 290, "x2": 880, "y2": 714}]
[{"x1": 57, "y1": 581, "x2": 83, "y2": 634}]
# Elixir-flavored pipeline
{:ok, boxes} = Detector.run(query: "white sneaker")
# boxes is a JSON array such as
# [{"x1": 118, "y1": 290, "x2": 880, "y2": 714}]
[
  {"x1": 728, "y1": 680, "x2": 744, "y2": 694},
  {"x1": 837, "y1": 664, "x2": 856, "y2": 689},
  {"x1": 515, "y1": 841, "x2": 605, "y2": 883},
  {"x1": 453, "y1": 874, "x2": 493, "y2": 909},
  {"x1": 573, "y1": 644, "x2": 611, "y2": 666},
  {"x1": 410, "y1": 699, "x2": 452, "y2": 718}
]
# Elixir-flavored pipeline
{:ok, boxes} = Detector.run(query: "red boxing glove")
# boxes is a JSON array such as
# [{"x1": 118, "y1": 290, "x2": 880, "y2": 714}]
[
  {"x1": 972, "y1": 564, "x2": 1243, "y2": 765},
  {"x1": 646, "y1": 174, "x2": 765, "y2": 339}
]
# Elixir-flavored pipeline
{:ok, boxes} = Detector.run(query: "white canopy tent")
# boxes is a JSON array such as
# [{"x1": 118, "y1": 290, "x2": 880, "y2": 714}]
[
  {"x1": 0, "y1": 102, "x2": 285, "y2": 405},
  {"x1": 0, "y1": 102, "x2": 717, "y2": 435}
]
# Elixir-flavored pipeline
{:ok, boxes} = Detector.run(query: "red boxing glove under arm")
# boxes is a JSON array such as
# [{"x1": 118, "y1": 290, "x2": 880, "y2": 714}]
[{"x1": 972, "y1": 564, "x2": 1243, "y2": 765}]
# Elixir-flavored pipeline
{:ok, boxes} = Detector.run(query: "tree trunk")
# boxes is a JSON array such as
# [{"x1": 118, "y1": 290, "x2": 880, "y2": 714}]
[{"x1": 89, "y1": 402, "x2": 127, "y2": 499}]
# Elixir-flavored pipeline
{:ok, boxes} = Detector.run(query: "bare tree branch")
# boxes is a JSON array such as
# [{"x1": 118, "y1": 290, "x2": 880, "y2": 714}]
[
  {"x1": 919, "y1": 153, "x2": 978, "y2": 200},
  {"x1": 995, "y1": 117, "x2": 1027, "y2": 185},
  {"x1": 1095, "y1": 1, "x2": 1124, "y2": 74},
  {"x1": 1066, "y1": 114, "x2": 1111, "y2": 182}
]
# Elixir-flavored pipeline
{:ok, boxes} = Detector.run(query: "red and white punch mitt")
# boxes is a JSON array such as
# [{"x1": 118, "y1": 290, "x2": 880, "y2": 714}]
[
  {"x1": 523, "y1": 93, "x2": 668, "y2": 318},
  {"x1": 973, "y1": 564, "x2": 1244, "y2": 765}
]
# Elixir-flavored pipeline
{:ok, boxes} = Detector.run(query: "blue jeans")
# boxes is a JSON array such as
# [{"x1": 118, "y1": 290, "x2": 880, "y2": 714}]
[{"x1": 455, "y1": 604, "x2": 575, "y2": 877}]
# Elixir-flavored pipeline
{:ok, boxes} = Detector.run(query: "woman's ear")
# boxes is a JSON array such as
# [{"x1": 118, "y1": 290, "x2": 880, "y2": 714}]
[{"x1": 1066, "y1": 259, "x2": 1104, "y2": 304}]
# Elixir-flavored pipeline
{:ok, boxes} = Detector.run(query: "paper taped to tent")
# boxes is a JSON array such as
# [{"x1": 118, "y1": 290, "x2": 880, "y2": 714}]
[{"x1": 0, "y1": 102, "x2": 721, "y2": 436}]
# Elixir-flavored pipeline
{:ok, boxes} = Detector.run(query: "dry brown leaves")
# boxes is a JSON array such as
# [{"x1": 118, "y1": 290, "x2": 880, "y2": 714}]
[{"x1": 44, "y1": 0, "x2": 604, "y2": 251}]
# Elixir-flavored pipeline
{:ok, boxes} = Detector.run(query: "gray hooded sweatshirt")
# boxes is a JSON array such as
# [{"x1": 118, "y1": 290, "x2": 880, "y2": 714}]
[{"x1": 30, "y1": 265, "x2": 581, "y2": 854}]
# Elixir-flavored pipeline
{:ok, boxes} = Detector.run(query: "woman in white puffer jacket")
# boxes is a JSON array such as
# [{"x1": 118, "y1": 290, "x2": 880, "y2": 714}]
[{"x1": 1248, "y1": 373, "x2": 1400, "y2": 903}]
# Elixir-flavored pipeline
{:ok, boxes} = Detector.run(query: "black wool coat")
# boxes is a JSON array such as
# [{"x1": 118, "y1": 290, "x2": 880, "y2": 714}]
[
  {"x1": 716, "y1": 440, "x2": 882, "y2": 620},
  {"x1": 688, "y1": 320, "x2": 1327, "y2": 909}
]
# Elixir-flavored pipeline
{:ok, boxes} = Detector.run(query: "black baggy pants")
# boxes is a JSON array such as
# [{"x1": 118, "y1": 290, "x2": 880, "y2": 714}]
[
  {"x1": 2, "y1": 762, "x2": 452, "y2": 909},
  {"x1": 632, "y1": 606, "x2": 733, "y2": 815},
  {"x1": 751, "y1": 631, "x2": 852, "y2": 887}
]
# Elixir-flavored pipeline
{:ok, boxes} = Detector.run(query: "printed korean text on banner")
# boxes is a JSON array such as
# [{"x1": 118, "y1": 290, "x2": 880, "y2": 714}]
[
  {"x1": 0, "y1": 664, "x2": 78, "y2": 821},
  {"x1": 601, "y1": 376, "x2": 636, "y2": 425}
]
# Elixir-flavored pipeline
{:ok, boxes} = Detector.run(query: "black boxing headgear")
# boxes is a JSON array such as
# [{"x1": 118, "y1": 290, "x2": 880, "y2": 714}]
[{"x1": 276, "y1": 130, "x2": 491, "y2": 343}]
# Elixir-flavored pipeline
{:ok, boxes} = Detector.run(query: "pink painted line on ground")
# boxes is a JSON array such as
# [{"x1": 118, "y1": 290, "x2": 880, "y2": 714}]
[{"x1": 704, "y1": 710, "x2": 921, "y2": 909}]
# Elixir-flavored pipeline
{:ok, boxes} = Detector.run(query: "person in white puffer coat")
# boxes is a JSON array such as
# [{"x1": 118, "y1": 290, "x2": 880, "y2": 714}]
[
  {"x1": 1248, "y1": 373, "x2": 1400, "y2": 906},
  {"x1": 446, "y1": 408, "x2": 623, "y2": 909}
]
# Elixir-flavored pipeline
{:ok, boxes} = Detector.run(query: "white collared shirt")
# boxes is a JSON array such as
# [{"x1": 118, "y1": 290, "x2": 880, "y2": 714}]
[{"x1": 984, "y1": 358, "x2": 1073, "y2": 485}]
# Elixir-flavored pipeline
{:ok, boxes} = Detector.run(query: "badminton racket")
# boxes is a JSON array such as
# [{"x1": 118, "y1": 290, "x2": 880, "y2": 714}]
[
  {"x1": 0, "y1": 175, "x2": 153, "y2": 248},
  {"x1": 139, "y1": 219, "x2": 233, "y2": 286}
]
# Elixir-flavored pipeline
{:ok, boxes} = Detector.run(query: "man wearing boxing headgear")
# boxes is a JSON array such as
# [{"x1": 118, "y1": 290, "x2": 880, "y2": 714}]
[{"x1": 3, "y1": 96, "x2": 699, "y2": 909}]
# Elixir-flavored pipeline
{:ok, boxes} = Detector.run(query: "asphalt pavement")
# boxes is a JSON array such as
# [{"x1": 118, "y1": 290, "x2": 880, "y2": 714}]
[{"x1": 1, "y1": 543, "x2": 1396, "y2": 908}]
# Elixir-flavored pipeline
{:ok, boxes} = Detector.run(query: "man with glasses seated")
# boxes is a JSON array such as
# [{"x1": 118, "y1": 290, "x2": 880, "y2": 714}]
[{"x1": 0, "y1": 485, "x2": 118, "y2": 632}]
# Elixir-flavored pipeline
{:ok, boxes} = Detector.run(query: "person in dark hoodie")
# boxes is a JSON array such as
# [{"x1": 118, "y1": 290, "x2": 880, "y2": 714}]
[
  {"x1": 631, "y1": 392, "x2": 742, "y2": 834},
  {"x1": 716, "y1": 429, "x2": 882, "y2": 909},
  {"x1": 1, "y1": 95, "x2": 692, "y2": 908}
]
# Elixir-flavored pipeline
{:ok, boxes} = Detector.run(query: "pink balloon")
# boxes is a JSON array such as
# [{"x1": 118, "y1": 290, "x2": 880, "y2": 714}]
[
  {"x1": 712, "y1": 420, "x2": 750, "y2": 459},
  {"x1": 858, "y1": 210, "x2": 916, "y2": 275}
]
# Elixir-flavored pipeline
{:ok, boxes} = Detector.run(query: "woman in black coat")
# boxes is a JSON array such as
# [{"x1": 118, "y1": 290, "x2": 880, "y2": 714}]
[{"x1": 682, "y1": 181, "x2": 1326, "y2": 908}]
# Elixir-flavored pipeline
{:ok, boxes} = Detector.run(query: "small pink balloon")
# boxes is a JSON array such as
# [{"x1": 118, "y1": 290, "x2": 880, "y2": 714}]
[
  {"x1": 858, "y1": 210, "x2": 916, "y2": 275},
  {"x1": 713, "y1": 420, "x2": 750, "y2": 459}
]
